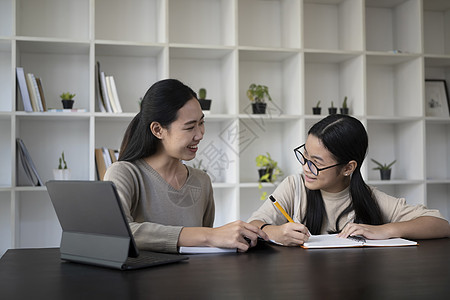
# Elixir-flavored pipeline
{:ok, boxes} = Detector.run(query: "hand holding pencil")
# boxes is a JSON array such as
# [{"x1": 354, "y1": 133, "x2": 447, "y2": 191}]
[{"x1": 268, "y1": 195, "x2": 311, "y2": 245}]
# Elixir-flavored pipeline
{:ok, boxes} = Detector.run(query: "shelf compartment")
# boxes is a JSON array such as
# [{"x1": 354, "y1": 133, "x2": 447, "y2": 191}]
[
  {"x1": 366, "y1": 55, "x2": 422, "y2": 117},
  {"x1": 169, "y1": 0, "x2": 235, "y2": 46},
  {"x1": 239, "y1": 186, "x2": 272, "y2": 223},
  {"x1": 16, "y1": 0, "x2": 89, "y2": 40},
  {"x1": 304, "y1": 0, "x2": 363, "y2": 51},
  {"x1": 304, "y1": 52, "x2": 364, "y2": 116},
  {"x1": 0, "y1": 118, "x2": 12, "y2": 187},
  {"x1": 426, "y1": 121, "x2": 450, "y2": 181},
  {"x1": 238, "y1": 0, "x2": 301, "y2": 49},
  {"x1": 16, "y1": 117, "x2": 90, "y2": 185},
  {"x1": 95, "y1": 117, "x2": 130, "y2": 152},
  {"x1": 186, "y1": 119, "x2": 239, "y2": 184},
  {"x1": 367, "y1": 119, "x2": 424, "y2": 181},
  {"x1": 213, "y1": 187, "x2": 237, "y2": 226},
  {"x1": 238, "y1": 118, "x2": 302, "y2": 183},
  {"x1": 15, "y1": 190, "x2": 61, "y2": 248},
  {"x1": 96, "y1": 0, "x2": 165, "y2": 43},
  {"x1": 0, "y1": 0, "x2": 13, "y2": 37},
  {"x1": 169, "y1": 47, "x2": 236, "y2": 115},
  {"x1": 239, "y1": 49, "x2": 302, "y2": 115},
  {"x1": 370, "y1": 182, "x2": 425, "y2": 206},
  {"x1": 424, "y1": 57, "x2": 450, "y2": 103},
  {"x1": 426, "y1": 183, "x2": 450, "y2": 220},
  {"x1": 365, "y1": 0, "x2": 421, "y2": 53},
  {"x1": 0, "y1": 191, "x2": 11, "y2": 256},
  {"x1": 0, "y1": 40, "x2": 12, "y2": 112},
  {"x1": 423, "y1": 0, "x2": 450, "y2": 55},
  {"x1": 16, "y1": 40, "x2": 90, "y2": 112},
  {"x1": 96, "y1": 43, "x2": 166, "y2": 113}
]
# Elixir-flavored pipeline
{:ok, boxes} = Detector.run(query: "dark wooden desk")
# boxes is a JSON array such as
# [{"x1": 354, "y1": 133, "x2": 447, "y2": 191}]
[{"x1": 1, "y1": 239, "x2": 449, "y2": 299}]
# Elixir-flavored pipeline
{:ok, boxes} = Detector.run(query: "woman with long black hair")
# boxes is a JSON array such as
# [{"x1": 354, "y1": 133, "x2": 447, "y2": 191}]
[
  {"x1": 105, "y1": 79, "x2": 267, "y2": 253},
  {"x1": 249, "y1": 114, "x2": 450, "y2": 246}
]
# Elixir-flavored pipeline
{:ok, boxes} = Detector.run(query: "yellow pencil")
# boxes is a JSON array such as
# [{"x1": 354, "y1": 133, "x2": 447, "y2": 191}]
[
  {"x1": 270, "y1": 195, "x2": 311, "y2": 236},
  {"x1": 269, "y1": 195, "x2": 294, "y2": 223}
]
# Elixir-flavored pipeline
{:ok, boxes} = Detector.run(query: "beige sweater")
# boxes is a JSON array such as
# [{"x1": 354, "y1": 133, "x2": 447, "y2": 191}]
[
  {"x1": 248, "y1": 174, "x2": 445, "y2": 233},
  {"x1": 104, "y1": 159, "x2": 214, "y2": 253}
]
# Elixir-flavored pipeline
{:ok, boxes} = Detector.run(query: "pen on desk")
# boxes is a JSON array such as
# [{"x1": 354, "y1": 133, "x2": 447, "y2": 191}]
[{"x1": 269, "y1": 195, "x2": 311, "y2": 236}]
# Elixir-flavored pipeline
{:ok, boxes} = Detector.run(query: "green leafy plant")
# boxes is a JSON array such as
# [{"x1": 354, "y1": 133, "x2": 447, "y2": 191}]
[
  {"x1": 330, "y1": 101, "x2": 335, "y2": 108},
  {"x1": 371, "y1": 158, "x2": 396, "y2": 170},
  {"x1": 256, "y1": 152, "x2": 283, "y2": 200},
  {"x1": 247, "y1": 84, "x2": 272, "y2": 103},
  {"x1": 198, "y1": 88, "x2": 207, "y2": 100},
  {"x1": 58, "y1": 151, "x2": 68, "y2": 170},
  {"x1": 60, "y1": 92, "x2": 76, "y2": 100}
]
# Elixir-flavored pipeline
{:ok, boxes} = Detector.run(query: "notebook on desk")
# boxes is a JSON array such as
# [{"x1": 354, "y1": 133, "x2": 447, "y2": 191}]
[{"x1": 46, "y1": 180, "x2": 188, "y2": 270}]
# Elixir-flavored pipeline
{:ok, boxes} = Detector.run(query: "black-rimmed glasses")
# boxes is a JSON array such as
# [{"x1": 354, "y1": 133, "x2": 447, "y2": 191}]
[{"x1": 293, "y1": 144, "x2": 344, "y2": 176}]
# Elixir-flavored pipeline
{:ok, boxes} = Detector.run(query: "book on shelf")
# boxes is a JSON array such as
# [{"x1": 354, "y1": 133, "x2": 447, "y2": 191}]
[
  {"x1": 16, "y1": 138, "x2": 44, "y2": 187},
  {"x1": 100, "y1": 71, "x2": 113, "y2": 113},
  {"x1": 47, "y1": 108, "x2": 87, "y2": 113},
  {"x1": 301, "y1": 234, "x2": 417, "y2": 249},
  {"x1": 35, "y1": 77, "x2": 47, "y2": 111},
  {"x1": 95, "y1": 147, "x2": 119, "y2": 180},
  {"x1": 95, "y1": 61, "x2": 106, "y2": 113},
  {"x1": 25, "y1": 73, "x2": 40, "y2": 112},
  {"x1": 96, "y1": 61, "x2": 122, "y2": 113},
  {"x1": 30, "y1": 73, "x2": 44, "y2": 112},
  {"x1": 106, "y1": 75, "x2": 123, "y2": 113},
  {"x1": 18, "y1": 68, "x2": 47, "y2": 113},
  {"x1": 16, "y1": 67, "x2": 33, "y2": 112}
]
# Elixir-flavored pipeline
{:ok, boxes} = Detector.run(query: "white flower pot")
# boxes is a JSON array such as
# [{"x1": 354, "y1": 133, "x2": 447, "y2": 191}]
[{"x1": 53, "y1": 169, "x2": 71, "y2": 180}]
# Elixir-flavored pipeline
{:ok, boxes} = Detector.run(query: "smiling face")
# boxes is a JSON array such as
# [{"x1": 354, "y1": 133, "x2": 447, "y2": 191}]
[
  {"x1": 302, "y1": 135, "x2": 351, "y2": 193},
  {"x1": 157, "y1": 98, "x2": 205, "y2": 161}
]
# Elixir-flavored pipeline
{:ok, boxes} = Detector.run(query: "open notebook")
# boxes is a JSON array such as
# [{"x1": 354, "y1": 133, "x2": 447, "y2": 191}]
[
  {"x1": 46, "y1": 180, "x2": 188, "y2": 270},
  {"x1": 302, "y1": 234, "x2": 417, "y2": 249}
]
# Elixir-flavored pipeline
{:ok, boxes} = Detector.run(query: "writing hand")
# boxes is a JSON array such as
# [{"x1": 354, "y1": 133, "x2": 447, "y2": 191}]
[{"x1": 264, "y1": 222, "x2": 310, "y2": 246}]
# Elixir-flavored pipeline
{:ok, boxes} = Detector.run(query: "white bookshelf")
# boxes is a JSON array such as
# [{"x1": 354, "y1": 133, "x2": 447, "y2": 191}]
[{"x1": 1, "y1": 0, "x2": 450, "y2": 256}]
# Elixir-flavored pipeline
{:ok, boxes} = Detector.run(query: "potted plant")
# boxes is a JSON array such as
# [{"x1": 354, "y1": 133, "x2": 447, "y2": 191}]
[
  {"x1": 53, "y1": 151, "x2": 71, "y2": 180},
  {"x1": 371, "y1": 158, "x2": 396, "y2": 180},
  {"x1": 328, "y1": 101, "x2": 337, "y2": 115},
  {"x1": 256, "y1": 152, "x2": 283, "y2": 200},
  {"x1": 197, "y1": 88, "x2": 212, "y2": 113},
  {"x1": 60, "y1": 92, "x2": 76, "y2": 109},
  {"x1": 340, "y1": 96, "x2": 349, "y2": 115},
  {"x1": 247, "y1": 84, "x2": 272, "y2": 114},
  {"x1": 312, "y1": 101, "x2": 321, "y2": 115}
]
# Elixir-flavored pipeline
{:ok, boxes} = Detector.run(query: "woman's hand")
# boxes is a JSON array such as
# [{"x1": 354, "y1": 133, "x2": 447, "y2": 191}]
[
  {"x1": 262, "y1": 222, "x2": 310, "y2": 246},
  {"x1": 337, "y1": 223, "x2": 392, "y2": 240},
  {"x1": 339, "y1": 217, "x2": 450, "y2": 240},
  {"x1": 207, "y1": 220, "x2": 269, "y2": 252}
]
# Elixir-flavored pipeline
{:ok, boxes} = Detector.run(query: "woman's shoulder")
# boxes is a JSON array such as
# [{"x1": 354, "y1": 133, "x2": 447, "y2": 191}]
[
  {"x1": 104, "y1": 160, "x2": 141, "y2": 180},
  {"x1": 186, "y1": 165, "x2": 210, "y2": 180}
]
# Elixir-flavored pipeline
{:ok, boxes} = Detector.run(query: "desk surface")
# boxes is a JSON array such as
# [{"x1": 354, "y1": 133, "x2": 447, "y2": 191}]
[{"x1": 1, "y1": 239, "x2": 449, "y2": 299}]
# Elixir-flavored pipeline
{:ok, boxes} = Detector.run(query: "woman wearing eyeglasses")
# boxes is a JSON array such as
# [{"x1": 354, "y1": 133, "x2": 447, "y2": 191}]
[{"x1": 249, "y1": 114, "x2": 450, "y2": 246}]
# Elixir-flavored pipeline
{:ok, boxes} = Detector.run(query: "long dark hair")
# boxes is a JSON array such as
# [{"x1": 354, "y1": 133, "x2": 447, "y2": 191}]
[
  {"x1": 301, "y1": 114, "x2": 383, "y2": 234},
  {"x1": 118, "y1": 79, "x2": 197, "y2": 162}
]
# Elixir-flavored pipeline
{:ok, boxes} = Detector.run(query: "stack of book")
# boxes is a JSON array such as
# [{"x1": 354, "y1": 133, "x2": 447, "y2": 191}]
[
  {"x1": 16, "y1": 67, "x2": 47, "y2": 112},
  {"x1": 95, "y1": 147, "x2": 119, "y2": 180},
  {"x1": 96, "y1": 61, "x2": 123, "y2": 113}
]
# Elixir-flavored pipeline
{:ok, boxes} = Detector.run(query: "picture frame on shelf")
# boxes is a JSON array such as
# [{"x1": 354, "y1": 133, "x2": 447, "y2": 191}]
[{"x1": 425, "y1": 80, "x2": 449, "y2": 117}]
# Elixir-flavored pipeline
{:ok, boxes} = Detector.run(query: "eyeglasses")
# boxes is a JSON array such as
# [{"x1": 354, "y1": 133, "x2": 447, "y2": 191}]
[{"x1": 293, "y1": 144, "x2": 344, "y2": 176}]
